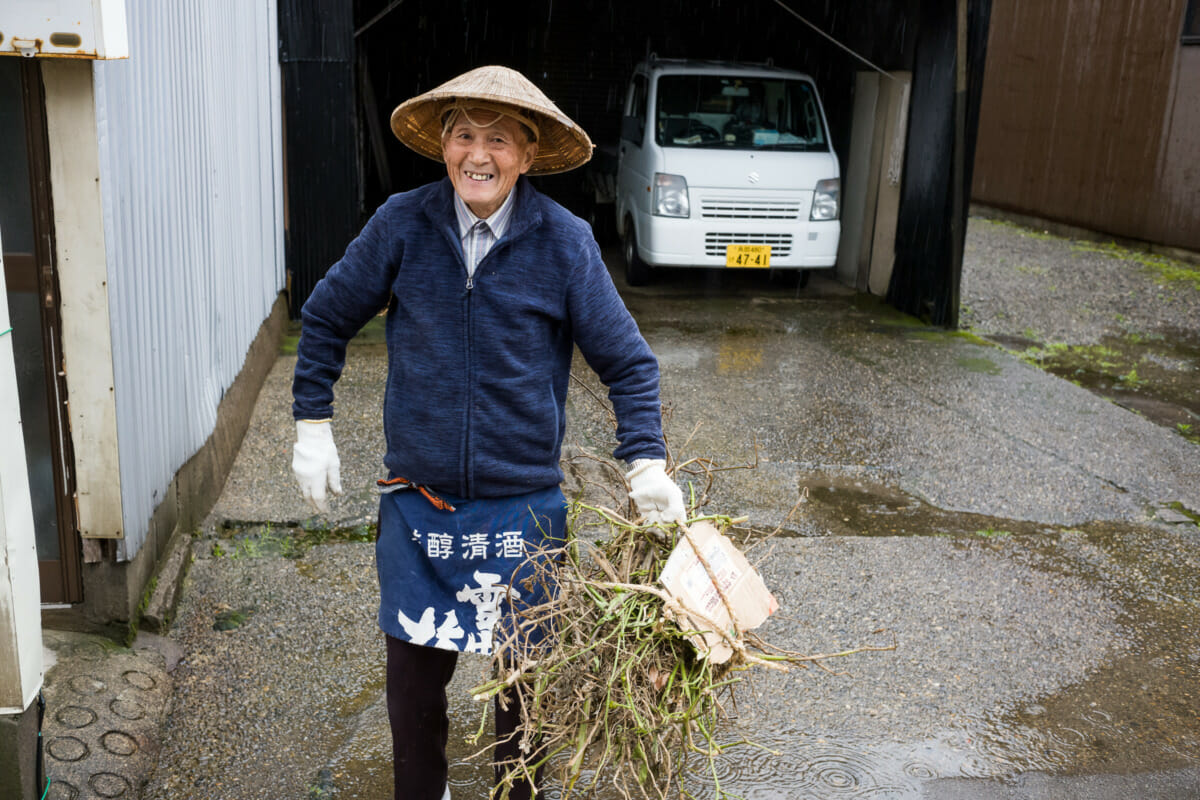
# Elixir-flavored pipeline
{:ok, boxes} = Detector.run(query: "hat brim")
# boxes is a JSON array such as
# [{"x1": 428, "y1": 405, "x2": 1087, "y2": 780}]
[{"x1": 390, "y1": 66, "x2": 593, "y2": 176}]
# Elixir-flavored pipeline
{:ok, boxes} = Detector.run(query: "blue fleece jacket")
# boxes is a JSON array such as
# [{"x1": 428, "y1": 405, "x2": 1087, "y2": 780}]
[{"x1": 292, "y1": 177, "x2": 665, "y2": 498}]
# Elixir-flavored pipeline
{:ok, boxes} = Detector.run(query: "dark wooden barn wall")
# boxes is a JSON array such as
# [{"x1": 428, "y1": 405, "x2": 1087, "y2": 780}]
[
  {"x1": 279, "y1": 0, "x2": 359, "y2": 317},
  {"x1": 972, "y1": 1, "x2": 1199, "y2": 252},
  {"x1": 888, "y1": 0, "x2": 992, "y2": 325}
]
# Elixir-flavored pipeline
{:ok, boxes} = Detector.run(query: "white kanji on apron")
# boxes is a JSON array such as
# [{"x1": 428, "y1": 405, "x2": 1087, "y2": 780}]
[
  {"x1": 434, "y1": 610, "x2": 465, "y2": 649},
  {"x1": 462, "y1": 531, "x2": 490, "y2": 559},
  {"x1": 380, "y1": 487, "x2": 564, "y2": 655},
  {"x1": 395, "y1": 570, "x2": 521, "y2": 654},
  {"x1": 457, "y1": 571, "x2": 522, "y2": 654}
]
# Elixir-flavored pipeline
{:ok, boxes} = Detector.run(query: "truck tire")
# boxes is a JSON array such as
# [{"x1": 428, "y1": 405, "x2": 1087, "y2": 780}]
[{"x1": 623, "y1": 220, "x2": 651, "y2": 286}]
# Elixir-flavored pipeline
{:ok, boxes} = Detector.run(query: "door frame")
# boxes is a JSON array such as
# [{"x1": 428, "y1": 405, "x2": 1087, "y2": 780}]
[{"x1": 15, "y1": 59, "x2": 82, "y2": 604}]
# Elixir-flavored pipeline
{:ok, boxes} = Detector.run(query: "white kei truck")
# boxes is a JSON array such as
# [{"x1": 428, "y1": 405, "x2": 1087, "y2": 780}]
[{"x1": 615, "y1": 58, "x2": 841, "y2": 286}]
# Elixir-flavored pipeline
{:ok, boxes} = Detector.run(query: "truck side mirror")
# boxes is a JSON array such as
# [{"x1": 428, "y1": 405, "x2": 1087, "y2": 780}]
[{"x1": 621, "y1": 115, "x2": 644, "y2": 145}]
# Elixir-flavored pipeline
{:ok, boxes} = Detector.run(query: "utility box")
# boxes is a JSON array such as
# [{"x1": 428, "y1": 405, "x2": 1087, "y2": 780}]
[{"x1": 0, "y1": 0, "x2": 128, "y2": 59}]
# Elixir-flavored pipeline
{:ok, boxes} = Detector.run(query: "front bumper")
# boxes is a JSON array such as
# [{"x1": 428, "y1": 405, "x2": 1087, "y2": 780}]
[{"x1": 636, "y1": 190, "x2": 840, "y2": 269}]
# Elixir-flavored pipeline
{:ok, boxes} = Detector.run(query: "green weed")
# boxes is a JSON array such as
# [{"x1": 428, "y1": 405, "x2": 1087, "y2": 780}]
[
  {"x1": 1071, "y1": 241, "x2": 1200, "y2": 291},
  {"x1": 126, "y1": 575, "x2": 159, "y2": 646},
  {"x1": 1166, "y1": 502, "x2": 1200, "y2": 527},
  {"x1": 1118, "y1": 368, "x2": 1145, "y2": 388},
  {"x1": 211, "y1": 521, "x2": 375, "y2": 560},
  {"x1": 977, "y1": 217, "x2": 1054, "y2": 240}
]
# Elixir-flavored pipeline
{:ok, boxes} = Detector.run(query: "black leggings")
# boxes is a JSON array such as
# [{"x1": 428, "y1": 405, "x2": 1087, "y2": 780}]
[{"x1": 385, "y1": 636, "x2": 541, "y2": 800}]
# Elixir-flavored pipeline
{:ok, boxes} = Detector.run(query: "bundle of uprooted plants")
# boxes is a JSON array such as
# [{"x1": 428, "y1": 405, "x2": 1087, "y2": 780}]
[{"x1": 469, "y1": 452, "x2": 894, "y2": 799}]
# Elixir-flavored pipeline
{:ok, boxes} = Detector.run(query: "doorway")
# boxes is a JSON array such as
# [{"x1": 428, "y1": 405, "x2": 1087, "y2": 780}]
[{"x1": 0, "y1": 58, "x2": 82, "y2": 604}]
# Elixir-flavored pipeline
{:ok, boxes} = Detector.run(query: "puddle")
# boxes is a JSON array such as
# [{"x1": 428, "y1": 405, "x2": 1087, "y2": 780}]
[
  {"x1": 747, "y1": 479, "x2": 1200, "y2": 790},
  {"x1": 863, "y1": 310, "x2": 1200, "y2": 444},
  {"x1": 316, "y1": 657, "x2": 499, "y2": 800},
  {"x1": 926, "y1": 523, "x2": 1200, "y2": 788},
  {"x1": 685, "y1": 731, "x2": 1022, "y2": 798},
  {"x1": 717, "y1": 333, "x2": 767, "y2": 374},
  {"x1": 985, "y1": 329, "x2": 1200, "y2": 441},
  {"x1": 794, "y1": 476, "x2": 1057, "y2": 539}
]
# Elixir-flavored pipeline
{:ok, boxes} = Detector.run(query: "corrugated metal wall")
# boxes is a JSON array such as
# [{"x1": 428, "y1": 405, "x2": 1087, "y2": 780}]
[
  {"x1": 972, "y1": 1, "x2": 1199, "y2": 252},
  {"x1": 93, "y1": 0, "x2": 285, "y2": 559}
]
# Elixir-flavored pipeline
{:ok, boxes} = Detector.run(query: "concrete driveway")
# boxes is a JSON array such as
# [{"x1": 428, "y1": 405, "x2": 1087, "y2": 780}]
[{"x1": 137, "y1": 218, "x2": 1200, "y2": 800}]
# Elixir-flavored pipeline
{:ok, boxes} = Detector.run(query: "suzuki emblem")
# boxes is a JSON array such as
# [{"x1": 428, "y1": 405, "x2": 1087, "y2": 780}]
[{"x1": 747, "y1": 171, "x2": 760, "y2": 184}]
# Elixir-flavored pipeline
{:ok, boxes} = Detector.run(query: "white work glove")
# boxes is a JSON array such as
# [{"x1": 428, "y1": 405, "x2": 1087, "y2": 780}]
[
  {"x1": 626, "y1": 458, "x2": 686, "y2": 525},
  {"x1": 292, "y1": 419, "x2": 342, "y2": 513}
]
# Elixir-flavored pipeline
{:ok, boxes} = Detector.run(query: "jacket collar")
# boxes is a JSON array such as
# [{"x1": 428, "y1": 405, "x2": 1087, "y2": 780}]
[{"x1": 424, "y1": 176, "x2": 543, "y2": 255}]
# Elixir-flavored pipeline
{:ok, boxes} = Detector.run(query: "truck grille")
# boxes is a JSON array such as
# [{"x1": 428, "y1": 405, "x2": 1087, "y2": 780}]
[
  {"x1": 700, "y1": 198, "x2": 803, "y2": 220},
  {"x1": 705, "y1": 233, "x2": 793, "y2": 257}
]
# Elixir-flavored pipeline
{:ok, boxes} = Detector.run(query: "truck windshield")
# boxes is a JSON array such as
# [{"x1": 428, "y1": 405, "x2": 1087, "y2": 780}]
[{"x1": 654, "y1": 74, "x2": 828, "y2": 151}]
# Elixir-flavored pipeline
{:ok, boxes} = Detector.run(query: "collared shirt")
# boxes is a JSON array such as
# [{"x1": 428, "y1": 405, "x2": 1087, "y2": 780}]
[{"x1": 454, "y1": 190, "x2": 517, "y2": 277}]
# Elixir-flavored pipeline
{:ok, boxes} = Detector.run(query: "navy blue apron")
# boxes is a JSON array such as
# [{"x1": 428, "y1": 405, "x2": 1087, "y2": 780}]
[{"x1": 376, "y1": 484, "x2": 566, "y2": 656}]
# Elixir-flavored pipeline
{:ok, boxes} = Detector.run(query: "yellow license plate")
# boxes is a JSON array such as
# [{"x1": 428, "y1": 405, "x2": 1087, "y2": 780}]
[{"x1": 725, "y1": 244, "x2": 771, "y2": 268}]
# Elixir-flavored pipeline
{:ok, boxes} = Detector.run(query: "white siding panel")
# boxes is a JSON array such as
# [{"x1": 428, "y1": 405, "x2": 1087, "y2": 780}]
[{"x1": 94, "y1": 0, "x2": 284, "y2": 558}]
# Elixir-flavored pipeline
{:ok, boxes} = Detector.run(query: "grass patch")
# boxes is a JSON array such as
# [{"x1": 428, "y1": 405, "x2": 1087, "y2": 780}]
[
  {"x1": 1177, "y1": 423, "x2": 1200, "y2": 445},
  {"x1": 1166, "y1": 502, "x2": 1200, "y2": 527},
  {"x1": 1070, "y1": 241, "x2": 1200, "y2": 292},
  {"x1": 975, "y1": 217, "x2": 1055, "y2": 241},
  {"x1": 211, "y1": 521, "x2": 375, "y2": 560},
  {"x1": 1117, "y1": 368, "x2": 1146, "y2": 389},
  {"x1": 126, "y1": 575, "x2": 158, "y2": 646}
]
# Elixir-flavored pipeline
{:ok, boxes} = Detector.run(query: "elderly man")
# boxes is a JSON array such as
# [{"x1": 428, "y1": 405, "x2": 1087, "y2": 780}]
[{"x1": 290, "y1": 66, "x2": 685, "y2": 800}]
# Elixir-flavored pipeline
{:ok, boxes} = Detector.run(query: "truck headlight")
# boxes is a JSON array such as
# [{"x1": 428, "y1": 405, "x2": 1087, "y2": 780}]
[
  {"x1": 653, "y1": 173, "x2": 690, "y2": 218},
  {"x1": 810, "y1": 178, "x2": 840, "y2": 221}
]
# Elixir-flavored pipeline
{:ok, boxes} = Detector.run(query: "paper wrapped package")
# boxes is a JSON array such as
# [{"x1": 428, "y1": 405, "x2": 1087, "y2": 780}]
[{"x1": 658, "y1": 521, "x2": 779, "y2": 663}]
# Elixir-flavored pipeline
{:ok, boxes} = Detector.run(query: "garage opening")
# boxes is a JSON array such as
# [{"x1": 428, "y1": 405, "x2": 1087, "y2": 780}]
[{"x1": 282, "y1": 0, "x2": 991, "y2": 326}]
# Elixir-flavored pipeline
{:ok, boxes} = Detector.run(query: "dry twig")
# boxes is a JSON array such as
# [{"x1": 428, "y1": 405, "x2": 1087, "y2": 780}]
[{"x1": 471, "y1": 382, "x2": 895, "y2": 798}]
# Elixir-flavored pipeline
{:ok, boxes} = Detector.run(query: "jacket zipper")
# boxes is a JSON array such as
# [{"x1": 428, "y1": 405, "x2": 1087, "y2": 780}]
[
  {"x1": 460, "y1": 237, "x2": 503, "y2": 497},
  {"x1": 463, "y1": 270, "x2": 474, "y2": 497},
  {"x1": 462, "y1": 244, "x2": 496, "y2": 495}
]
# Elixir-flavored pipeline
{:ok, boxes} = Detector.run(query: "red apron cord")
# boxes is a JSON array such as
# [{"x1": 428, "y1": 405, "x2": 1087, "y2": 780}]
[{"x1": 377, "y1": 476, "x2": 457, "y2": 512}]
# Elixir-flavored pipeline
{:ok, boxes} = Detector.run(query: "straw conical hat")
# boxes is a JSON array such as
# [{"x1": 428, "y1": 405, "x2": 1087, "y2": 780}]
[{"x1": 391, "y1": 65, "x2": 593, "y2": 176}]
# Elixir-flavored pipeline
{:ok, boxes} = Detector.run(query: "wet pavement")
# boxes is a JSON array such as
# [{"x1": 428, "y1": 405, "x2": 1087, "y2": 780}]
[{"x1": 39, "y1": 215, "x2": 1200, "y2": 798}]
